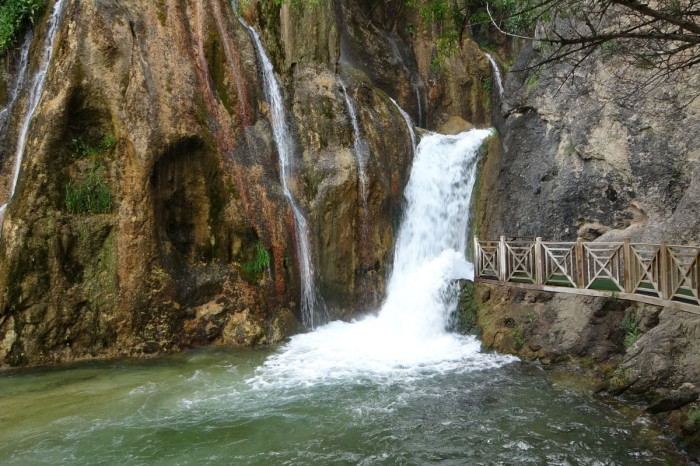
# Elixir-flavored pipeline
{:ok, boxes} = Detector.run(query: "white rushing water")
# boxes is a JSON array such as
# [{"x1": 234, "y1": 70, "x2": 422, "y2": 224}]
[
  {"x1": 389, "y1": 97, "x2": 416, "y2": 155},
  {"x1": 250, "y1": 129, "x2": 515, "y2": 389},
  {"x1": 340, "y1": 81, "x2": 369, "y2": 219},
  {"x1": 0, "y1": 0, "x2": 67, "y2": 228},
  {"x1": 484, "y1": 52, "x2": 504, "y2": 97},
  {"x1": 239, "y1": 18, "x2": 327, "y2": 329},
  {"x1": 0, "y1": 30, "x2": 32, "y2": 135}
]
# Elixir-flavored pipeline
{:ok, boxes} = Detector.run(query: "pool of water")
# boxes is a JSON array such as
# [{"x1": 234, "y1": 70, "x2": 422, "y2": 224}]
[{"x1": 0, "y1": 345, "x2": 683, "y2": 465}]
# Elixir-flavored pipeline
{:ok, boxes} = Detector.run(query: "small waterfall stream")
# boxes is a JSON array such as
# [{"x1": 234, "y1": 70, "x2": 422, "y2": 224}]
[
  {"x1": 389, "y1": 97, "x2": 416, "y2": 155},
  {"x1": 339, "y1": 82, "x2": 369, "y2": 221},
  {"x1": 0, "y1": 0, "x2": 68, "y2": 228},
  {"x1": 484, "y1": 52, "x2": 504, "y2": 97},
  {"x1": 238, "y1": 17, "x2": 327, "y2": 329},
  {"x1": 0, "y1": 30, "x2": 32, "y2": 137}
]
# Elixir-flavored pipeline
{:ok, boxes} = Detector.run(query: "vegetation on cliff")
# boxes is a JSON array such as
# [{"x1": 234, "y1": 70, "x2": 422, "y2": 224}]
[{"x1": 0, "y1": 0, "x2": 45, "y2": 55}]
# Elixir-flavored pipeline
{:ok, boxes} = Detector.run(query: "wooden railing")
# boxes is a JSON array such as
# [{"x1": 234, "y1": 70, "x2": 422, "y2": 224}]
[{"x1": 474, "y1": 236, "x2": 700, "y2": 314}]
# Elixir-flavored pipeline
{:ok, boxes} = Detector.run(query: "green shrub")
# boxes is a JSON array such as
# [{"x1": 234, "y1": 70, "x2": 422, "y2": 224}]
[
  {"x1": 243, "y1": 241, "x2": 270, "y2": 274},
  {"x1": 72, "y1": 135, "x2": 116, "y2": 158},
  {"x1": 0, "y1": 0, "x2": 46, "y2": 55},
  {"x1": 65, "y1": 163, "x2": 112, "y2": 214}
]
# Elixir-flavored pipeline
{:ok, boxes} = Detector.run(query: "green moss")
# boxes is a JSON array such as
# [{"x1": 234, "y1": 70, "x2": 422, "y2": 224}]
[
  {"x1": 84, "y1": 230, "x2": 118, "y2": 311},
  {"x1": 456, "y1": 281, "x2": 482, "y2": 335},
  {"x1": 0, "y1": 77, "x2": 8, "y2": 107},
  {"x1": 155, "y1": 0, "x2": 167, "y2": 27},
  {"x1": 227, "y1": 179, "x2": 240, "y2": 199},
  {"x1": 303, "y1": 170, "x2": 322, "y2": 201},
  {"x1": 527, "y1": 66, "x2": 541, "y2": 88},
  {"x1": 204, "y1": 28, "x2": 236, "y2": 117}
]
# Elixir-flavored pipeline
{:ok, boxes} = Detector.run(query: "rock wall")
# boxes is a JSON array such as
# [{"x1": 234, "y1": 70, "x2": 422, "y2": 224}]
[
  {"x1": 476, "y1": 42, "x2": 700, "y2": 244},
  {"x1": 0, "y1": 0, "x2": 496, "y2": 367}
]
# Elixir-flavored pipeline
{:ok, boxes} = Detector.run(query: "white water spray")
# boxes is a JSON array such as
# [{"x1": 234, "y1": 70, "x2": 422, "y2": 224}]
[
  {"x1": 484, "y1": 52, "x2": 504, "y2": 97},
  {"x1": 389, "y1": 97, "x2": 416, "y2": 155},
  {"x1": 250, "y1": 129, "x2": 515, "y2": 388},
  {"x1": 0, "y1": 0, "x2": 68, "y2": 228},
  {"x1": 239, "y1": 18, "x2": 327, "y2": 328}
]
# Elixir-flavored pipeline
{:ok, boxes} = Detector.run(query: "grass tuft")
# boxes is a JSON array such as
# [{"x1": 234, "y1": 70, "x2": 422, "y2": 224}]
[{"x1": 65, "y1": 163, "x2": 112, "y2": 214}]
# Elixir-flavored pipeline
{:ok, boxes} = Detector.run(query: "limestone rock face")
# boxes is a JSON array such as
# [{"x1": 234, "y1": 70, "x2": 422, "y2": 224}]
[
  {"x1": 0, "y1": 0, "x2": 491, "y2": 367},
  {"x1": 477, "y1": 43, "x2": 700, "y2": 244}
]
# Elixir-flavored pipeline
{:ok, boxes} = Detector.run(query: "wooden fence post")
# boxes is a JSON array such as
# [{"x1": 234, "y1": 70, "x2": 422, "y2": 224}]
[
  {"x1": 660, "y1": 240, "x2": 670, "y2": 300},
  {"x1": 535, "y1": 237, "x2": 543, "y2": 285},
  {"x1": 499, "y1": 235, "x2": 507, "y2": 282},
  {"x1": 474, "y1": 236, "x2": 480, "y2": 279},
  {"x1": 696, "y1": 249, "x2": 700, "y2": 301},
  {"x1": 576, "y1": 238, "x2": 585, "y2": 288},
  {"x1": 623, "y1": 237, "x2": 632, "y2": 293}
]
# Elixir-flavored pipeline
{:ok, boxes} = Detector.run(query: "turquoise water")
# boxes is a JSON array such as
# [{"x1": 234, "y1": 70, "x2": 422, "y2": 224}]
[{"x1": 0, "y1": 346, "x2": 683, "y2": 465}]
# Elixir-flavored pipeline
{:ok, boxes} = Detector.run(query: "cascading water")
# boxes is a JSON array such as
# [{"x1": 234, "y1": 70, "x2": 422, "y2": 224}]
[
  {"x1": 340, "y1": 82, "x2": 369, "y2": 219},
  {"x1": 239, "y1": 18, "x2": 328, "y2": 329},
  {"x1": 485, "y1": 52, "x2": 504, "y2": 97},
  {"x1": 0, "y1": 0, "x2": 68, "y2": 229},
  {"x1": 0, "y1": 30, "x2": 32, "y2": 136},
  {"x1": 249, "y1": 129, "x2": 514, "y2": 388},
  {"x1": 389, "y1": 97, "x2": 416, "y2": 155}
]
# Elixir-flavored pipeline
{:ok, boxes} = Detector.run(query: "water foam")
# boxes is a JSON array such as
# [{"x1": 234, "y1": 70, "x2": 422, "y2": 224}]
[{"x1": 249, "y1": 129, "x2": 515, "y2": 389}]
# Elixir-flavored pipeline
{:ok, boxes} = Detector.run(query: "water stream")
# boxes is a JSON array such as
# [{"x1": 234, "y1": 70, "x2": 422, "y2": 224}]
[
  {"x1": 340, "y1": 81, "x2": 369, "y2": 223},
  {"x1": 389, "y1": 97, "x2": 416, "y2": 155},
  {"x1": 0, "y1": 30, "x2": 32, "y2": 138},
  {"x1": 0, "y1": 0, "x2": 68, "y2": 229},
  {"x1": 485, "y1": 52, "x2": 505, "y2": 97},
  {"x1": 239, "y1": 18, "x2": 327, "y2": 329}
]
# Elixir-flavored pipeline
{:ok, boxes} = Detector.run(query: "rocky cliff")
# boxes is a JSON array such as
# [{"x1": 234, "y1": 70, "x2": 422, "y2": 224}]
[
  {"x1": 0, "y1": 0, "x2": 495, "y2": 367},
  {"x1": 476, "y1": 42, "x2": 700, "y2": 244}
]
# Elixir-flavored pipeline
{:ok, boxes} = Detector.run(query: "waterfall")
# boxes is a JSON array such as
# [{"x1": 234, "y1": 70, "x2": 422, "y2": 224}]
[
  {"x1": 389, "y1": 97, "x2": 416, "y2": 155},
  {"x1": 239, "y1": 18, "x2": 328, "y2": 329},
  {"x1": 484, "y1": 52, "x2": 504, "y2": 97},
  {"x1": 0, "y1": 30, "x2": 32, "y2": 137},
  {"x1": 250, "y1": 128, "x2": 514, "y2": 388},
  {"x1": 0, "y1": 0, "x2": 68, "y2": 228},
  {"x1": 339, "y1": 82, "x2": 369, "y2": 219}
]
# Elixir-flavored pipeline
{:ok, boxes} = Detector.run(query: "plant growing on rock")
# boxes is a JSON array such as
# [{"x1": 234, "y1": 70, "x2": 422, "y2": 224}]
[
  {"x1": 0, "y1": 0, "x2": 45, "y2": 55},
  {"x1": 72, "y1": 135, "x2": 116, "y2": 158},
  {"x1": 455, "y1": 281, "x2": 482, "y2": 335},
  {"x1": 620, "y1": 312, "x2": 640, "y2": 349},
  {"x1": 689, "y1": 404, "x2": 700, "y2": 425},
  {"x1": 243, "y1": 241, "x2": 271, "y2": 274},
  {"x1": 65, "y1": 162, "x2": 112, "y2": 214}
]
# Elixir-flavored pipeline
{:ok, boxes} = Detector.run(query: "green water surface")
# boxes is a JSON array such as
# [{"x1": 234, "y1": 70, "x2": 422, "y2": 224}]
[{"x1": 0, "y1": 347, "x2": 685, "y2": 465}]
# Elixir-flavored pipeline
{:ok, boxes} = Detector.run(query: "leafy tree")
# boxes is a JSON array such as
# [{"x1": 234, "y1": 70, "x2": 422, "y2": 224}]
[{"x1": 407, "y1": 0, "x2": 700, "y2": 96}]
